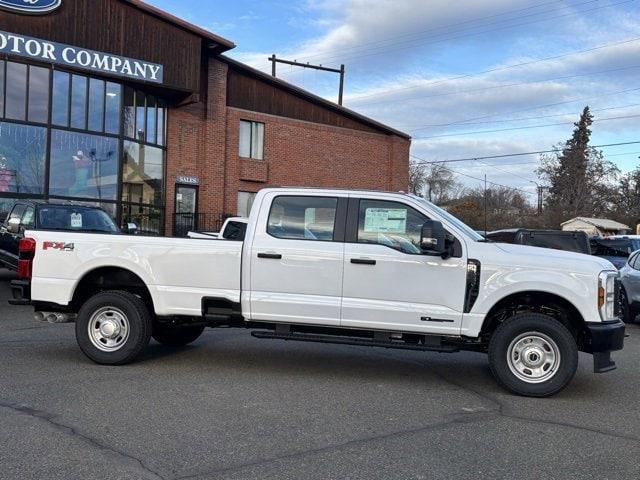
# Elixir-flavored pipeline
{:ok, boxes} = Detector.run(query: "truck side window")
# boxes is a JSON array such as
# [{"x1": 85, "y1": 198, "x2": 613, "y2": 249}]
[
  {"x1": 21, "y1": 207, "x2": 35, "y2": 229},
  {"x1": 267, "y1": 196, "x2": 338, "y2": 241},
  {"x1": 7, "y1": 205, "x2": 27, "y2": 224},
  {"x1": 357, "y1": 200, "x2": 428, "y2": 254},
  {"x1": 222, "y1": 221, "x2": 247, "y2": 241}
]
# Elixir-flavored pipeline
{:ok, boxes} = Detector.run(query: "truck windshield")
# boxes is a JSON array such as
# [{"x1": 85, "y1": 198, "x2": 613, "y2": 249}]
[
  {"x1": 412, "y1": 196, "x2": 484, "y2": 241},
  {"x1": 38, "y1": 206, "x2": 119, "y2": 233}
]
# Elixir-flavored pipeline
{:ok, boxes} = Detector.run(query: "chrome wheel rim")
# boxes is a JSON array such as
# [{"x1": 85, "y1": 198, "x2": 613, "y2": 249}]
[
  {"x1": 88, "y1": 307, "x2": 130, "y2": 352},
  {"x1": 507, "y1": 332, "x2": 561, "y2": 384}
]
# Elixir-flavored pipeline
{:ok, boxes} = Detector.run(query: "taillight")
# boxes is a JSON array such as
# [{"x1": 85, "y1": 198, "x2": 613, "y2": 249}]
[{"x1": 17, "y1": 238, "x2": 36, "y2": 279}]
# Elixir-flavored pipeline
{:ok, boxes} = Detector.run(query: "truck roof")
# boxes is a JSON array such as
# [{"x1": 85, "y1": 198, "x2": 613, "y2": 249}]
[{"x1": 261, "y1": 186, "x2": 410, "y2": 196}]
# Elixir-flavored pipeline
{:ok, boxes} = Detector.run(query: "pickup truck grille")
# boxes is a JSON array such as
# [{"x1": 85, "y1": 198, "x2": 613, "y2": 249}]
[{"x1": 614, "y1": 277, "x2": 622, "y2": 317}]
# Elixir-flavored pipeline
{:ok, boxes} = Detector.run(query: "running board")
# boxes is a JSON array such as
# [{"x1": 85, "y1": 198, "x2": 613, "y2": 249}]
[{"x1": 250, "y1": 330, "x2": 459, "y2": 352}]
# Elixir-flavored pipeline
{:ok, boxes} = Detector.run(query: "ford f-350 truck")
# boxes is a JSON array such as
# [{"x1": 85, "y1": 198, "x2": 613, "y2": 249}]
[{"x1": 10, "y1": 188, "x2": 625, "y2": 397}]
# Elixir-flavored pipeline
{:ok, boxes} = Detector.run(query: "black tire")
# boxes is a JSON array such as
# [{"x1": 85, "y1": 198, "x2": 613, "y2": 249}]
[
  {"x1": 619, "y1": 288, "x2": 632, "y2": 324},
  {"x1": 75, "y1": 290, "x2": 152, "y2": 365},
  {"x1": 488, "y1": 313, "x2": 578, "y2": 397},
  {"x1": 152, "y1": 324, "x2": 205, "y2": 347}
]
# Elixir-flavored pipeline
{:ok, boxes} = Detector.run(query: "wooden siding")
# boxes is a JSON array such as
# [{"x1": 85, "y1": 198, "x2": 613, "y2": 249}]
[
  {"x1": 226, "y1": 67, "x2": 385, "y2": 135},
  {"x1": 0, "y1": 0, "x2": 202, "y2": 92}
]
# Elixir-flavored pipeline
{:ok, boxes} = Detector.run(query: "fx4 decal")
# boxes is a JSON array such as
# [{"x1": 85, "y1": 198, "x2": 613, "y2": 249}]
[{"x1": 43, "y1": 241, "x2": 74, "y2": 251}]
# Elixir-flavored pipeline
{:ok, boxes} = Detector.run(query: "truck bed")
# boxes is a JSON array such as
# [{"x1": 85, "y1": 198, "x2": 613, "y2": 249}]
[{"x1": 27, "y1": 231, "x2": 242, "y2": 317}]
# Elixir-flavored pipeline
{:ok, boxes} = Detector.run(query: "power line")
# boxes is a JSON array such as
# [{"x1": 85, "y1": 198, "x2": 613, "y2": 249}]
[
  {"x1": 351, "y1": 63, "x2": 640, "y2": 108},
  {"x1": 444, "y1": 150, "x2": 640, "y2": 170},
  {"x1": 410, "y1": 154, "x2": 536, "y2": 196},
  {"x1": 413, "y1": 113, "x2": 640, "y2": 140},
  {"x1": 407, "y1": 86, "x2": 640, "y2": 130},
  {"x1": 303, "y1": 0, "x2": 573, "y2": 62},
  {"x1": 410, "y1": 140, "x2": 640, "y2": 165},
  {"x1": 307, "y1": 0, "x2": 629, "y2": 65},
  {"x1": 401, "y1": 103, "x2": 640, "y2": 130}
]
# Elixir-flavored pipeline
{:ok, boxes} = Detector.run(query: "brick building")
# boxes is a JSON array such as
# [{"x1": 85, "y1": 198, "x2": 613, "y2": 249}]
[{"x1": 0, "y1": 0, "x2": 410, "y2": 236}]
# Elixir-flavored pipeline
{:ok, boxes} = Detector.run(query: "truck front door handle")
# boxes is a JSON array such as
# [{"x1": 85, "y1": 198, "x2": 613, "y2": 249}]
[
  {"x1": 351, "y1": 258, "x2": 376, "y2": 265},
  {"x1": 258, "y1": 253, "x2": 282, "y2": 260}
]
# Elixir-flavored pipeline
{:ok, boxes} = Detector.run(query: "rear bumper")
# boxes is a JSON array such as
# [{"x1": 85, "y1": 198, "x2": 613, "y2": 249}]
[
  {"x1": 583, "y1": 319, "x2": 625, "y2": 373},
  {"x1": 9, "y1": 279, "x2": 31, "y2": 306}
]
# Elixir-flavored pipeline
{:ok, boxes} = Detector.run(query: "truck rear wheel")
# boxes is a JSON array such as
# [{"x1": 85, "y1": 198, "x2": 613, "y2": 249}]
[
  {"x1": 488, "y1": 313, "x2": 578, "y2": 397},
  {"x1": 75, "y1": 290, "x2": 152, "y2": 365},
  {"x1": 152, "y1": 324, "x2": 205, "y2": 347}
]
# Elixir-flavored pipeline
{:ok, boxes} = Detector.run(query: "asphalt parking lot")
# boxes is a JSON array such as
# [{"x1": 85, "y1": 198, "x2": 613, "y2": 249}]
[{"x1": 0, "y1": 269, "x2": 639, "y2": 480}]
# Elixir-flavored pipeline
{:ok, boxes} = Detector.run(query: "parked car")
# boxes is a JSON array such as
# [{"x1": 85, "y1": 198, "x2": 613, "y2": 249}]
[
  {"x1": 0, "y1": 200, "x2": 119, "y2": 271},
  {"x1": 187, "y1": 217, "x2": 248, "y2": 241},
  {"x1": 590, "y1": 236, "x2": 640, "y2": 269},
  {"x1": 591, "y1": 235, "x2": 640, "y2": 269},
  {"x1": 618, "y1": 249, "x2": 640, "y2": 323},
  {"x1": 485, "y1": 229, "x2": 591, "y2": 254},
  {"x1": 10, "y1": 188, "x2": 624, "y2": 397}
]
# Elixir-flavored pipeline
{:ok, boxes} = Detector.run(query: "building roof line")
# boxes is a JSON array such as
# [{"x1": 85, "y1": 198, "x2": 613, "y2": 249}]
[
  {"x1": 121, "y1": 0, "x2": 236, "y2": 51},
  {"x1": 219, "y1": 55, "x2": 411, "y2": 140},
  {"x1": 561, "y1": 217, "x2": 630, "y2": 229}
]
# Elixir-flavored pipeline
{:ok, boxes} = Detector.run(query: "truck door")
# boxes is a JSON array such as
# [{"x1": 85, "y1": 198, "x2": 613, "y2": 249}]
[
  {"x1": 0, "y1": 204, "x2": 27, "y2": 269},
  {"x1": 341, "y1": 197, "x2": 466, "y2": 335},
  {"x1": 249, "y1": 194, "x2": 346, "y2": 326}
]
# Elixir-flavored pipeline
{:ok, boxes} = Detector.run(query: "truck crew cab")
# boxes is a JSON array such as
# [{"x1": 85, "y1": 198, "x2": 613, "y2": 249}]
[{"x1": 10, "y1": 188, "x2": 625, "y2": 397}]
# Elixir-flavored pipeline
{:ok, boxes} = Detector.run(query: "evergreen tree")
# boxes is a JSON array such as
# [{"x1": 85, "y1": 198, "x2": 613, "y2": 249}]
[{"x1": 537, "y1": 106, "x2": 619, "y2": 226}]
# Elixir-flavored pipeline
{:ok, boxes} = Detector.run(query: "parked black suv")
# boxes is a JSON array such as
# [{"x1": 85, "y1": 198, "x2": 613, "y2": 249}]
[
  {"x1": 485, "y1": 229, "x2": 591, "y2": 254},
  {"x1": 0, "y1": 201, "x2": 119, "y2": 271}
]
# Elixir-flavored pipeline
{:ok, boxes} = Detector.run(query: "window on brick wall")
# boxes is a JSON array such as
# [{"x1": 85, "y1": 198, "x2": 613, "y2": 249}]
[
  {"x1": 237, "y1": 191, "x2": 257, "y2": 217},
  {"x1": 239, "y1": 120, "x2": 264, "y2": 160}
]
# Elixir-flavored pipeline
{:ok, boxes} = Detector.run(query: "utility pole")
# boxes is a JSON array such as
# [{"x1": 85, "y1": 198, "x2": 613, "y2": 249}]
[
  {"x1": 537, "y1": 185, "x2": 544, "y2": 215},
  {"x1": 484, "y1": 174, "x2": 488, "y2": 234},
  {"x1": 269, "y1": 54, "x2": 346, "y2": 105}
]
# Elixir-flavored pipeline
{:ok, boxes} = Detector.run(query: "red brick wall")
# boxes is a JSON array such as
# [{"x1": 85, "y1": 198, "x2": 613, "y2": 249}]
[{"x1": 165, "y1": 58, "x2": 410, "y2": 234}]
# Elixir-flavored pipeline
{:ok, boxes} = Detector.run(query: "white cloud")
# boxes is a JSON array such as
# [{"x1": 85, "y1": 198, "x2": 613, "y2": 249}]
[{"x1": 225, "y1": 0, "x2": 639, "y2": 193}]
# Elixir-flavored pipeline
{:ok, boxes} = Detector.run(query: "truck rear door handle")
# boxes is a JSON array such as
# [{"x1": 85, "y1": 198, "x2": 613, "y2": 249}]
[
  {"x1": 258, "y1": 253, "x2": 282, "y2": 260},
  {"x1": 351, "y1": 258, "x2": 376, "y2": 265}
]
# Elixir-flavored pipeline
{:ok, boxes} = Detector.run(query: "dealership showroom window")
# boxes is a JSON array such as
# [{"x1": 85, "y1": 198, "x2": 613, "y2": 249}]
[{"x1": 0, "y1": 59, "x2": 167, "y2": 234}]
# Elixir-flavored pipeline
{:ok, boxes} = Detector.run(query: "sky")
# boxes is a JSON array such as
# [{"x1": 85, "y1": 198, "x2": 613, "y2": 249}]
[{"x1": 146, "y1": 0, "x2": 640, "y2": 201}]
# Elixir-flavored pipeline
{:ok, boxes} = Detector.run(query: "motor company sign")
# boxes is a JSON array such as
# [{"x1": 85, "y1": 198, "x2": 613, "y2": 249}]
[
  {"x1": 0, "y1": 30, "x2": 164, "y2": 83},
  {"x1": 0, "y1": 0, "x2": 61, "y2": 14}
]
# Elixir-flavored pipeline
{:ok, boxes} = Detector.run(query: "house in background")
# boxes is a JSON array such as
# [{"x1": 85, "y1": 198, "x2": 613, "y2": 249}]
[{"x1": 561, "y1": 217, "x2": 630, "y2": 237}]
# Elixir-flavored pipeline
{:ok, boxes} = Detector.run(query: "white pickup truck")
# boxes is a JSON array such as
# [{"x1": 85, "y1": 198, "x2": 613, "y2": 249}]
[{"x1": 10, "y1": 188, "x2": 625, "y2": 397}]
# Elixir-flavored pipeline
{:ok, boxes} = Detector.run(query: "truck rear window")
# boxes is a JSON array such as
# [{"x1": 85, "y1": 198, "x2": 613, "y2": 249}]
[{"x1": 38, "y1": 206, "x2": 118, "y2": 233}]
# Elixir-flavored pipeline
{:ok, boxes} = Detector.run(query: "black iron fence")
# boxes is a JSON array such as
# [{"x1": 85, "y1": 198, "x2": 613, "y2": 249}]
[{"x1": 172, "y1": 213, "x2": 232, "y2": 237}]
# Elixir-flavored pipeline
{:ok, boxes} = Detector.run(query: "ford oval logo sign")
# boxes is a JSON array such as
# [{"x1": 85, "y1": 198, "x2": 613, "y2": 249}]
[{"x1": 0, "y1": 0, "x2": 62, "y2": 14}]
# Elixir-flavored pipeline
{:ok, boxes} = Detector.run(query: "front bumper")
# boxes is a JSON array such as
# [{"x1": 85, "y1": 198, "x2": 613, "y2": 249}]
[
  {"x1": 9, "y1": 279, "x2": 31, "y2": 306},
  {"x1": 583, "y1": 319, "x2": 625, "y2": 373}
]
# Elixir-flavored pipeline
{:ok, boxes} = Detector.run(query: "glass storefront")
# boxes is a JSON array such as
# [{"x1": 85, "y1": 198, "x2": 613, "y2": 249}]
[{"x1": 0, "y1": 58, "x2": 167, "y2": 234}]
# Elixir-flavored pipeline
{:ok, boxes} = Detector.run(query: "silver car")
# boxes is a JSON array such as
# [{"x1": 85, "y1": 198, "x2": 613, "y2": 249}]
[{"x1": 619, "y1": 249, "x2": 640, "y2": 323}]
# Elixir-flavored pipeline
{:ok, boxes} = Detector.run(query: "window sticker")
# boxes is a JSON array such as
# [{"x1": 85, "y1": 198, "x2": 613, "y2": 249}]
[
  {"x1": 70, "y1": 213, "x2": 83, "y2": 229},
  {"x1": 364, "y1": 208, "x2": 407, "y2": 233}
]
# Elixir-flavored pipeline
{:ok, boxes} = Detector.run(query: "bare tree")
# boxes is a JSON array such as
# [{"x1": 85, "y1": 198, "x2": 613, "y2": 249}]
[{"x1": 409, "y1": 160, "x2": 459, "y2": 204}]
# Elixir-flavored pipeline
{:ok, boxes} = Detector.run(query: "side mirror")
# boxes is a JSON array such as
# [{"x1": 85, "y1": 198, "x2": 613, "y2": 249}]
[
  {"x1": 123, "y1": 223, "x2": 138, "y2": 235},
  {"x1": 7, "y1": 217, "x2": 21, "y2": 234},
  {"x1": 420, "y1": 220, "x2": 446, "y2": 256}
]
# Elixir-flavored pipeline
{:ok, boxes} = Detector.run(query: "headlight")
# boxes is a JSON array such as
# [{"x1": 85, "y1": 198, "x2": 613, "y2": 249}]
[{"x1": 598, "y1": 271, "x2": 619, "y2": 321}]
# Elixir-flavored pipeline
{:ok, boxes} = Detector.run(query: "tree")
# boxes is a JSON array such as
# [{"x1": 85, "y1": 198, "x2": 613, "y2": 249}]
[
  {"x1": 617, "y1": 166, "x2": 640, "y2": 232},
  {"x1": 409, "y1": 160, "x2": 460, "y2": 203},
  {"x1": 537, "y1": 106, "x2": 619, "y2": 226},
  {"x1": 443, "y1": 186, "x2": 534, "y2": 231}
]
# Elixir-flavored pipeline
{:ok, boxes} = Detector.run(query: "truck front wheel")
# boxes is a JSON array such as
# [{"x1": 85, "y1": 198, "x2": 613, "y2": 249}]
[
  {"x1": 152, "y1": 324, "x2": 205, "y2": 347},
  {"x1": 76, "y1": 290, "x2": 152, "y2": 365},
  {"x1": 488, "y1": 313, "x2": 578, "y2": 397}
]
